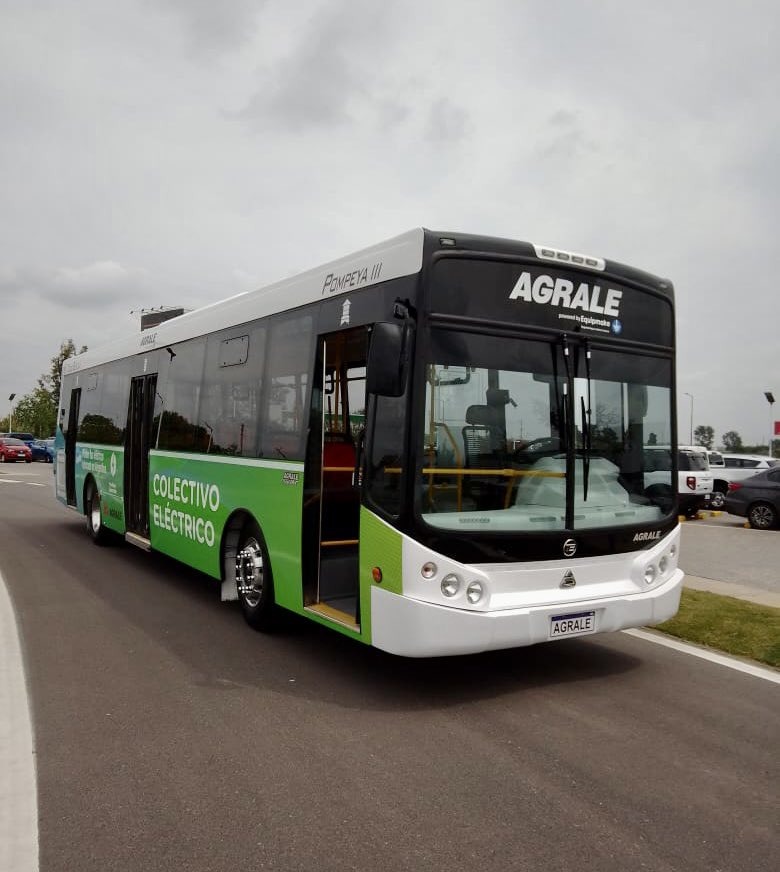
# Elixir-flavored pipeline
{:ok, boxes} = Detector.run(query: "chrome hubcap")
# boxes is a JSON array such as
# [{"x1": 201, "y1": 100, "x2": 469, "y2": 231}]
[
  {"x1": 236, "y1": 537, "x2": 264, "y2": 607},
  {"x1": 90, "y1": 493, "x2": 101, "y2": 532}
]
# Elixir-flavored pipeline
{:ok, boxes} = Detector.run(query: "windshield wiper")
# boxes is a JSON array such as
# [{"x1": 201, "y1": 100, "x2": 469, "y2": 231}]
[
  {"x1": 581, "y1": 340, "x2": 593, "y2": 501},
  {"x1": 560, "y1": 335, "x2": 571, "y2": 439}
]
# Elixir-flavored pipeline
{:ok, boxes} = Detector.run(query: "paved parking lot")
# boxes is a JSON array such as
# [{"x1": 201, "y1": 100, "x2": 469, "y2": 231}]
[{"x1": 679, "y1": 511, "x2": 780, "y2": 606}]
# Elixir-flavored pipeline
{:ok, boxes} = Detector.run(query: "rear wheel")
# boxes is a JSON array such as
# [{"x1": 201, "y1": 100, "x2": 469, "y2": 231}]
[
  {"x1": 234, "y1": 522, "x2": 276, "y2": 631},
  {"x1": 747, "y1": 502, "x2": 777, "y2": 530},
  {"x1": 709, "y1": 489, "x2": 725, "y2": 510},
  {"x1": 85, "y1": 481, "x2": 111, "y2": 545}
]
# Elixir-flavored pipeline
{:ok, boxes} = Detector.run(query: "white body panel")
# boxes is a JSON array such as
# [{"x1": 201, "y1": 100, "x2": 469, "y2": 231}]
[
  {"x1": 371, "y1": 573, "x2": 682, "y2": 657},
  {"x1": 370, "y1": 522, "x2": 683, "y2": 657}
]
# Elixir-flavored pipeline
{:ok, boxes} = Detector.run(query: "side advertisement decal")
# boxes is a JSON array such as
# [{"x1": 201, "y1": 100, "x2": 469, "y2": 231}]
[
  {"x1": 75, "y1": 444, "x2": 125, "y2": 531},
  {"x1": 147, "y1": 452, "x2": 306, "y2": 593}
]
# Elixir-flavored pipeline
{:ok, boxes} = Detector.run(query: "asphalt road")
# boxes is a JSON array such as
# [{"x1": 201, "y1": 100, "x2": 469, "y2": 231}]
[{"x1": 1, "y1": 465, "x2": 778, "y2": 872}]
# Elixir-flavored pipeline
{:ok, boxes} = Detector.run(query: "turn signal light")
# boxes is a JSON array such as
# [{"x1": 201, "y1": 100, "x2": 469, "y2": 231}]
[
  {"x1": 728, "y1": 482, "x2": 743, "y2": 492},
  {"x1": 686, "y1": 476, "x2": 696, "y2": 490}
]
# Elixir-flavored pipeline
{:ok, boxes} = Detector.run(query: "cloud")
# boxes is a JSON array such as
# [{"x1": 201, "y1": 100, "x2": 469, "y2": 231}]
[
  {"x1": 236, "y1": 1, "x2": 402, "y2": 132},
  {"x1": 0, "y1": 261, "x2": 148, "y2": 309},
  {"x1": 150, "y1": 0, "x2": 266, "y2": 57},
  {"x1": 424, "y1": 98, "x2": 472, "y2": 143}
]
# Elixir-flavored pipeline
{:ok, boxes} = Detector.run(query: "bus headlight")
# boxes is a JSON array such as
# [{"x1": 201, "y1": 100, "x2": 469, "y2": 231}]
[
  {"x1": 466, "y1": 581, "x2": 484, "y2": 604},
  {"x1": 421, "y1": 562, "x2": 437, "y2": 579},
  {"x1": 644, "y1": 564, "x2": 657, "y2": 585},
  {"x1": 659, "y1": 555, "x2": 669, "y2": 576},
  {"x1": 441, "y1": 574, "x2": 461, "y2": 597}
]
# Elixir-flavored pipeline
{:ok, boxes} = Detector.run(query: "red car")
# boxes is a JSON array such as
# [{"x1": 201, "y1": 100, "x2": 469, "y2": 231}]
[{"x1": 0, "y1": 437, "x2": 32, "y2": 463}]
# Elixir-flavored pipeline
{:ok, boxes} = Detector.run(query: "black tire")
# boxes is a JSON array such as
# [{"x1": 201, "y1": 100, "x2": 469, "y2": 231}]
[
  {"x1": 85, "y1": 481, "x2": 111, "y2": 545},
  {"x1": 709, "y1": 487, "x2": 726, "y2": 510},
  {"x1": 234, "y1": 522, "x2": 276, "y2": 631},
  {"x1": 747, "y1": 502, "x2": 777, "y2": 530}
]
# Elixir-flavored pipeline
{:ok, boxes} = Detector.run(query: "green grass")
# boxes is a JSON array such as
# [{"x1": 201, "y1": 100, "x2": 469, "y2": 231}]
[{"x1": 656, "y1": 589, "x2": 780, "y2": 668}]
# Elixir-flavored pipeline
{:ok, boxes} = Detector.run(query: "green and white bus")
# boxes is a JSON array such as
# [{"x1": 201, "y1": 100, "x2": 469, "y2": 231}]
[{"x1": 55, "y1": 229, "x2": 683, "y2": 656}]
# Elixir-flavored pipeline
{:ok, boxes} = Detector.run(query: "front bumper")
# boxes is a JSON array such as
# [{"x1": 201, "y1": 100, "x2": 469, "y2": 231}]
[{"x1": 370, "y1": 569, "x2": 684, "y2": 657}]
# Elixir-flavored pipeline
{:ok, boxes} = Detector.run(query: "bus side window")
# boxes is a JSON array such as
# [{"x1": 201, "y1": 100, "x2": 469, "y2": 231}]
[
  {"x1": 158, "y1": 338, "x2": 207, "y2": 452},
  {"x1": 260, "y1": 312, "x2": 314, "y2": 461},
  {"x1": 199, "y1": 325, "x2": 266, "y2": 456}
]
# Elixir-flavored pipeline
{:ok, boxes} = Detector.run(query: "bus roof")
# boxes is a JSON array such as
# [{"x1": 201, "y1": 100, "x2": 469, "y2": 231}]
[{"x1": 62, "y1": 227, "x2": 672, "y2": 376}]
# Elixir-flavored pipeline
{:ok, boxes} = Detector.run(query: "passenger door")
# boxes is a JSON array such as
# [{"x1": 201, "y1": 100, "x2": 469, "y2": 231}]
[{"x1": 124, "y1": 374, "x2": 158, "y2": 539}]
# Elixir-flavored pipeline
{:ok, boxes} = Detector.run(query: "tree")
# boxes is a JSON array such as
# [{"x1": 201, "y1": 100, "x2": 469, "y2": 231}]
[
  {"x1": 693, "y1": 425, "x2": 714, "y2": 449},
  {"x1": 721, "y1": 430, "x2": 743, "y2": 451},
  {"x1": 3, "y1": 339, "x2": 87, "y2": 437},
  {"x1": 10, "y1": 387, "x2": 59, "y2": 437},
  {"x1": 39, "y1": 338, "x2": 87, "y2": 404}
]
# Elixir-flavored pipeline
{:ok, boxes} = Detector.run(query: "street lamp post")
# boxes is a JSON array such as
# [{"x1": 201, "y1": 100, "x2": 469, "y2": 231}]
[
  {"x1": 8, "y1": 393, "x2": 15, "y2": 432},
  {"x1": 765, "y1": 391, "x2": 775, "y2": 458},
  {"x1": 684, "y1": 392, "x2": 694, "y2": 444}
]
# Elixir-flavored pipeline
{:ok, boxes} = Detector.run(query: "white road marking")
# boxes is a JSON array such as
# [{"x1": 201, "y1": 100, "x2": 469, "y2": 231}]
[
  {"x1": 0, "y1": 569, "x2": 39, "y2": 872},
  {"x1": 624, "y1": 628, "x2": 780, "y2": 684},
  {"x1": 0, "y1": 480, "x2": 47, "y2": 487}
]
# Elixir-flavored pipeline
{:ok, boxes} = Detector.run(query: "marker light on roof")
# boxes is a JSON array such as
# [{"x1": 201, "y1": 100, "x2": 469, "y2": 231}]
[{"x1": 533, "y1": 244, "x2": 605, "y2": 271}]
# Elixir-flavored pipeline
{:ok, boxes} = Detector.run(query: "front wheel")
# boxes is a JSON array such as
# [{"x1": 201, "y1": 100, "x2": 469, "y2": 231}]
[
  {"x1": 234, "y1": 523, "x2": 276, "y2": 631},
  {"x1": 85, "y1": 481, "x2": 111, "y2": 545},
  {"x1": 747, "y1": 502, "x2": 777, "y2": 530}
]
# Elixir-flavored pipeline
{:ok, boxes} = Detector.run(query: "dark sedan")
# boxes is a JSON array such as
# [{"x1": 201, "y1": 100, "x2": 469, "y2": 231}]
[
  {"x1": 724, "y1": 466, "x2": 780, "y2": 529},
  {"x1": 0, "y1": 437, "x2": 33, "y2": 463}
]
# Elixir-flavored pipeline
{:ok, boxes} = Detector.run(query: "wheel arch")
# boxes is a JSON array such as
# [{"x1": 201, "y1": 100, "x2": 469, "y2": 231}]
[{"x1": 219, "y1": 508, "x2": 260, "y2": 601}]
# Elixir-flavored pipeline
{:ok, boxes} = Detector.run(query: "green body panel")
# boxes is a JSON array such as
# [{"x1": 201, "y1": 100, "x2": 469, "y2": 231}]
[
  {"x1": 148, "y1": 452, "x2": 305, "y2": 607},
  {"x1": 359, "y1": 508, "x2": 404, "y2": 644},
  {"x1": 74, "y1": 444, "x2": 126, "y2": 533},
  {"x1": 70, "y1": 443, "x2": 409, "y2": 646}
]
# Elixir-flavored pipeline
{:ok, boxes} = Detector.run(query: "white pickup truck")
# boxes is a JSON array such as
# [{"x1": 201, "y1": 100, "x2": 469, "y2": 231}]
[{"x1": 644, "y1": 445, "x2": 713, "y2": 518}]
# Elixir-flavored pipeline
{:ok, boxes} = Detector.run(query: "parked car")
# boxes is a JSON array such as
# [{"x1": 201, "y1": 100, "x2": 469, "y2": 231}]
[
  {"x1": 709, "y1": 453, "x2": 777, "y2": 509},
  {"x1": 724, "y1": 466, "x2": 780, "y2": 529},
  {"x1": 643, "y1": 445, "x2": 713, "y2": 517},
  {"x1": 2, "y1": 431, "x2": 36, "y2": 445},
  {"x1": 0, "y1": 437, "x2": 33, "y2": 463},
  {"x1": 30, "y1": 438, "x2": 55, "y2": 462}
]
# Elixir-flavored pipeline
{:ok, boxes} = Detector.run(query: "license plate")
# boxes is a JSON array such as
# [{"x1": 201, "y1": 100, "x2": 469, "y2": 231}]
[{"x1": 549, "y1": 610, "x2": 596, "y2": 639}]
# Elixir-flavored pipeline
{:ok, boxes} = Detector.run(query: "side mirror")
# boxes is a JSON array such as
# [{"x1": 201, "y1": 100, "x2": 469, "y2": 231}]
[{"x1": 366, "y1": 321, "x2": 412, "y2": 397}]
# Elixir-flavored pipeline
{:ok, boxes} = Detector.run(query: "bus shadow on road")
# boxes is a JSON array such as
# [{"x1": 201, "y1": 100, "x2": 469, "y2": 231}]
[{"x1": 54, "y1": 517, "x2": 643, "y2": 711}]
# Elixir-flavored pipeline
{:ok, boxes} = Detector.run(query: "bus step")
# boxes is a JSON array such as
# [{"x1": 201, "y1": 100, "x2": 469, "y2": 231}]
[
  {"x1": 305, "y1": 601, "x2": 359, "y2": 631},
  {"x1": 125, "y1": 531, "x2": 152, "y2": 551}
]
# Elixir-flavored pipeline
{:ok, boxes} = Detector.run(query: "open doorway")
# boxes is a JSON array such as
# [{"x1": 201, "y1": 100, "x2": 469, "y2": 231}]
[{"x1": 303, "y1": 327, "x2": 368, "y2": 628}]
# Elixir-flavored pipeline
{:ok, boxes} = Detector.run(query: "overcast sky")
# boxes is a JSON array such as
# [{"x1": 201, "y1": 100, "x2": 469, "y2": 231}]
[{"x1": 1, "y1": 0, "x2": 778, "y2": 446}]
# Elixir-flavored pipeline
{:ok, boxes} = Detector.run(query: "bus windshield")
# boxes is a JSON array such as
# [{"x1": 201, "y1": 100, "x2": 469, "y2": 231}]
[{"x1": 418, "y1": 328, "x2": 673, "y2": 531}]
